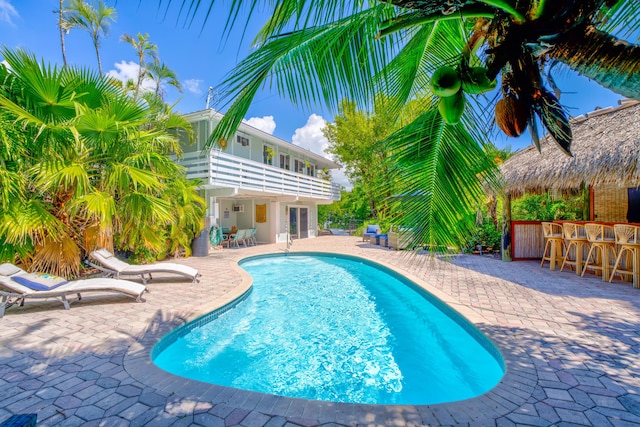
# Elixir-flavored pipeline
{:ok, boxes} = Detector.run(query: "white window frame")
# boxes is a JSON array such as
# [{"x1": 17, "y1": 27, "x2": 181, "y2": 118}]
[
  {"x1": 279, "y1": 153, "x2": 290, "y2": 170},
  {"x1": 306, "y1": 163, "x2": 316, "y2": 177},
  {"x1": 237, "y1": 135, "x2": 250, "y2": 146}
]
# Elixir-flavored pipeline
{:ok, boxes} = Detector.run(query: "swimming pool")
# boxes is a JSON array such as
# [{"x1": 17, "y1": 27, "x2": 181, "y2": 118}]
[{"x1": 153, "y1": 253, "x2": 504, "y2": 405}]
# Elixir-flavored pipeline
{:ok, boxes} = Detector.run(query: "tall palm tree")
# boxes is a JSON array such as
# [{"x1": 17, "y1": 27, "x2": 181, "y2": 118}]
[
  {"x1": 121, "y1": 32, "x2": 158, "y2": 97},
  {"x1": 64, "y1": 0, "x2": 117, "y2": 74},
  {"x1": 0, "y1": 48, "x2": 204, "y2": 276},
  {"x1": 167, "y1": 0, "x2": 639, "y2": 250},
  {"x1": 146, "y1": 61, "x2": 182, "y2": 101}
]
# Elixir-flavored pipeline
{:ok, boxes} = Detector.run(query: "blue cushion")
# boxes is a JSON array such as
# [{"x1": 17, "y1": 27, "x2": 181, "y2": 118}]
[
  {"x1": 12, "y1": 273, "x2": 68, "y2": 291},
  {"x1": 366, "y1": 225, "x2": 380, "y2": 233}
]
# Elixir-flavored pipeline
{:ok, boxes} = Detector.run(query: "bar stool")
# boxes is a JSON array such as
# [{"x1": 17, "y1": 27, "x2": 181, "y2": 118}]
[
  {"x1": 609, "y1": 224, "x2": 640, "y2": 288},
  {"x1": 560, "y1": 222, "x2": 589, "y2": 275},
  {"x1": 541, "y1": 222, "x2": 565, "y2": 270},
  {"x1": 581, "y1": 223, "x2": 617, "y2": 281}
]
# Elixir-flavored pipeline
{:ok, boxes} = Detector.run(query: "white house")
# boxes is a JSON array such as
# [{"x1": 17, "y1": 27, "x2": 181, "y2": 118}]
[{"x1": 176, "y1": 109, "x2": 342, "y2": 246}]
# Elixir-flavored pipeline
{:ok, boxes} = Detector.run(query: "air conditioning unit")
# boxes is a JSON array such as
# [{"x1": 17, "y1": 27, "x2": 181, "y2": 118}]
[{"x1": 232, "y1": 205, "x2": 244, "y2": 213}]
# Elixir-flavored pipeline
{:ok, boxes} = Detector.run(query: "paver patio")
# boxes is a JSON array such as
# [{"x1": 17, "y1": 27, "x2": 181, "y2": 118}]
[{"x1": 1, "y1": 236, "x2": 639, "y2": 426}]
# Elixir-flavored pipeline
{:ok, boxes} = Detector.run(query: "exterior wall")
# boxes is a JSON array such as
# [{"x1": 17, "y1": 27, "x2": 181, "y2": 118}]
[
  {"x1": 593, "y1": 183, "x2": 628, "y2": 222},
  {"x1": 185, "y1": 117, "x2": 324, "y2": 177}
]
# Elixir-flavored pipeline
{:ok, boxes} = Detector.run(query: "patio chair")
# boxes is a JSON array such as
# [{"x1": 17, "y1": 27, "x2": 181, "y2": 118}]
[
  {"x1": 223, "y1": 229, "x2": 247, "y2": 248},
  {"x1": 362, "y1": 224, "x2": 381, "y2": 242},
  {"x1": 247, "y1": 228, "x2": 257, "y2": 245},
  {"x1": 0, "y1": 263, "x2": 147, "y2": 317},
  {"x1": 88, "y1": 249, "x2": 201, "y2": 284}
]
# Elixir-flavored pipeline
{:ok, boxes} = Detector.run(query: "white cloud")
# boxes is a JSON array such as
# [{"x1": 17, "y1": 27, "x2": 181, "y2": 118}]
[
  {"x1": 292, "y1": 114, "x2": 351, "y2": 189},
  {"x1": 106, "y1": 61, "x2": 154, "y2": 91},
  {"x1": 245, "y1": 116, "x2": 276, "y2": 135},
  {"x1": 291, "y1": 114, "x2": 329, "y2": 156},
  {"x1": 183, "y1": 78, "x2": 202, "y2": 95},
  {"x1": 0, "y1": 0, "x2": 18, "y2": 25}
]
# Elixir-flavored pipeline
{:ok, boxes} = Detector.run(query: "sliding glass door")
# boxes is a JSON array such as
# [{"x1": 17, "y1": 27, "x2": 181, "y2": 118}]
[{"x1": 288, "y1": 206, "x2": 309, "y2": 239}]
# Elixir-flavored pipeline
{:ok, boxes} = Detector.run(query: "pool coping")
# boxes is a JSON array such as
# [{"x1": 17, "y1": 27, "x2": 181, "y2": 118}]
[{"x1": 123, "y1": 250, "x2": 538, "y2": 425}]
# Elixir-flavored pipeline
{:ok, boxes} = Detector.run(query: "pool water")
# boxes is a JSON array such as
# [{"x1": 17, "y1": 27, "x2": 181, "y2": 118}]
[{"x1": 153, "y1": 253, "x2": 504, "y2": 405}]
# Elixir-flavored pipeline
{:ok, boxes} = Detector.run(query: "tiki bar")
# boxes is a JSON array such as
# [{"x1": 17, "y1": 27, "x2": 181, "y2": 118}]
[{"x1": 499, "y1": 99, "x2": 640, "y2": 286}]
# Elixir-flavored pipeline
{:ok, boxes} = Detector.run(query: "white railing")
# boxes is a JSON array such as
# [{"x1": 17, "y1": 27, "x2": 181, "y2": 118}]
[{"x1": 178, "y1": 151, "x2": 341, "y2": 201}]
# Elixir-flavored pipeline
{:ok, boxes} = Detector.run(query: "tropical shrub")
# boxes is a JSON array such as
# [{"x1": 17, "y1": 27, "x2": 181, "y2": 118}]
[{"x1": 0, "y1": 49, "x2": 205, "y2": 276}]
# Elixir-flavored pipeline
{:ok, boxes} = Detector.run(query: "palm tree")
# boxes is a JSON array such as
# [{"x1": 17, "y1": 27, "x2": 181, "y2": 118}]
[
  {"x1": 164, "y1": 0, "x2": 639, "y2": 250},
  {"x1": 64, "y1": 0, "x2": 117, "y2": 74},
  {"x1": 0, "y1": 48, "x2": 204, "y2": 276},
  {"x1": 121, "y1": 32, "x2": 158, "y2": 97},
  {"x1": 146, "y1": 61, "x2": 182, "y2": 101}
]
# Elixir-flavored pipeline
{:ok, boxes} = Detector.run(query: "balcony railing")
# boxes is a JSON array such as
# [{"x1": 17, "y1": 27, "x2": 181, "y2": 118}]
[{"x1": 178, "y1": 151, "x2": 341, "y2": 201}]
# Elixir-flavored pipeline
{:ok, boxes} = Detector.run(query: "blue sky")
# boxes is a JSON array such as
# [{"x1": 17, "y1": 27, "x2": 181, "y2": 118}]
[{"x1": 0, "y1": 0, "x2": 628, "y2": 158}]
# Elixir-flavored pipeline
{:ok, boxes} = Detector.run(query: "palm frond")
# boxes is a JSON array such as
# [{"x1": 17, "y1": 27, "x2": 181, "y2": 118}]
[
  {"x1": 383, "y1": 106, "x2": 498, "y2": 250},
  {"x1": 207, "y1": 4, "x2": 396, "y2": 150},
  {"x1": 116, "y1": 192, "x2": 174, "y2": 238},
  {"x1": 598, "y1": 0, "x2": 640, "y2": 40},
  {"x1": 31, "y1": 159, "x2": 92, "y2": 198},
  {"x1": 0, "y1": 199, "x2": 66, "y2": 247},
  {"x1": 376, "y1": 19, "x2": 469, "y2": 118},
  {"x1": 65, "y1": 190, "x2": 115, "y2": 227},
  {"x1": 31, "y1": 234, "x2": 81, "y2": 278},
  {"x1": 106, "y1": 163, "x2": 166, "y2": 193}
]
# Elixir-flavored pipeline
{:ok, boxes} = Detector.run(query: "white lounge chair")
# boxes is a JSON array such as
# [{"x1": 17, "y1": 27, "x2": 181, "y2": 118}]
[
  {"x1": 0, "y1": 263, "x2": 147, "y2": 317},
  {"x1": 88, "y1": 249, "x2": 201, "y2": 284}
]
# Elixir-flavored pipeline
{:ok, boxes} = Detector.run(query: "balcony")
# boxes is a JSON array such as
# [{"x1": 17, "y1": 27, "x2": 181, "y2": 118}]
[{"x1": 178, "y1": 151, "x2": 341, "y2": 201}]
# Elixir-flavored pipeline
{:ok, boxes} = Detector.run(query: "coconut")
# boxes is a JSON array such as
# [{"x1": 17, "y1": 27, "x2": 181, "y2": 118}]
[
  {"x1": 495, "y1": 95, "x2": 529, "y2": 137},
  {"x1": 438, "y1": 90, "x2": 466, "y2": 125},
  {"x1": 461, "y1": 67, "x2": 497, "y2": 94},
  {"x1": 431, "y1": 66, "x2": 461, "y2": 97}
]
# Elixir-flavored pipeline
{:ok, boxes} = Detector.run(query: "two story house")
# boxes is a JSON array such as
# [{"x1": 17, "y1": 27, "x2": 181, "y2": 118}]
[{"x1": 177, "y1": 109, "x2": 341, "y2": 245}]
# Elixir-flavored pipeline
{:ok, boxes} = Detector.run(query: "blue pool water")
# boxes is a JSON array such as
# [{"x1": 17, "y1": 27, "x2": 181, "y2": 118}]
[{"x1": 153, "y1": 253, "x2": 504, "y2": 405}]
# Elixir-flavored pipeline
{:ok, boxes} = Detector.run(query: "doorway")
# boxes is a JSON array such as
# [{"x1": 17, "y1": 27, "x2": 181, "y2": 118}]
[{"x1": 288, "y1": 206, "x2": 309, "y2": 239}]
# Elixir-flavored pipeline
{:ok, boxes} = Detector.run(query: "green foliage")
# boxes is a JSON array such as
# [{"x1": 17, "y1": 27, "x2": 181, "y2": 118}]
[
  {"x1": 318, "y1": 186, "x2": 370, "y2": 230},
  {"x1": 323, "y1": 97, "x2": 412, "y2": 220},
  {"x1": 465, "y1": 215, "x2": 502, "y2": 253},
  {"x1": 512, "y1": 192, "x2": 585, "y2": 221},
  {"x1": 0, "y1": 49, "x2": 204, "y2": 276}
]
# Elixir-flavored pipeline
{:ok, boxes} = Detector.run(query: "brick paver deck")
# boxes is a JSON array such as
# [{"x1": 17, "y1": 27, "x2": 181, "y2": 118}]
[{"x1": 1, "y1": 236, "x2": 639, "y2": 426}]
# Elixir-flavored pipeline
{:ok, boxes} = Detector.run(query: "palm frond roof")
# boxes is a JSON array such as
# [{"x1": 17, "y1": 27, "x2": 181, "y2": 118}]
[{"x1": 500, "y1": 99, "x2": 640, "y2": 197}]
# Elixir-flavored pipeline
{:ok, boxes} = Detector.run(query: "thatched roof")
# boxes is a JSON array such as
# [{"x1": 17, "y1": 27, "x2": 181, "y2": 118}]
[{"x1": 500, "y1": 99, "x2": 640, "y2": 197}]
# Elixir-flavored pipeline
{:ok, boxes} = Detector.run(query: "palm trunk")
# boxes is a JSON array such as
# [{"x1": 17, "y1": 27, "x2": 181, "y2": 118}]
[
  {"x1": 550, "y1": 26, "x2": 640, "y2": 101},
  {"x1": 93, "y1": 38, "x2": 103, "y2": 75},
  {"x1": 59, "y1": 0, "x2": 67, "y2": 68}
]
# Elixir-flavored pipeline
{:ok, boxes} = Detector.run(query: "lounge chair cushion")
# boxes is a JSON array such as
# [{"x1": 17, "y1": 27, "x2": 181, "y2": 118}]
[
  {"x1": 365, "y1": 225, "x2": 380, "y2": 234},
  {"x1": 12, "y1": 272, "x2": 68, "y2": 291},
  {"x1": 94, "y1": 248, "x2": 114, "y2": 259},
  {"x1": 0, "y1": 263, "x2": 22, "y2": 276}
]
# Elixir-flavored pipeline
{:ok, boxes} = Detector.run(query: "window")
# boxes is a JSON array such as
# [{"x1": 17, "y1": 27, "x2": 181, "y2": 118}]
[
  {"x1": 263, "y1": 145, "x2": 274, "y2": 165},
  {"x1": 279, "y1": 154, "x2": 290, "y2": 170},
  {"x1": 628, "y1": 188, "x2": 640, "y2": 222},
  {"x1": 236, "y1": 135, "x2": 249, "y2": 146},
  {"x1": 307, "y1": 163, "x2": 315, "y2": 177},
  {"x1": 294, "y1": 159, "x2": 304, "y2": 174}
]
